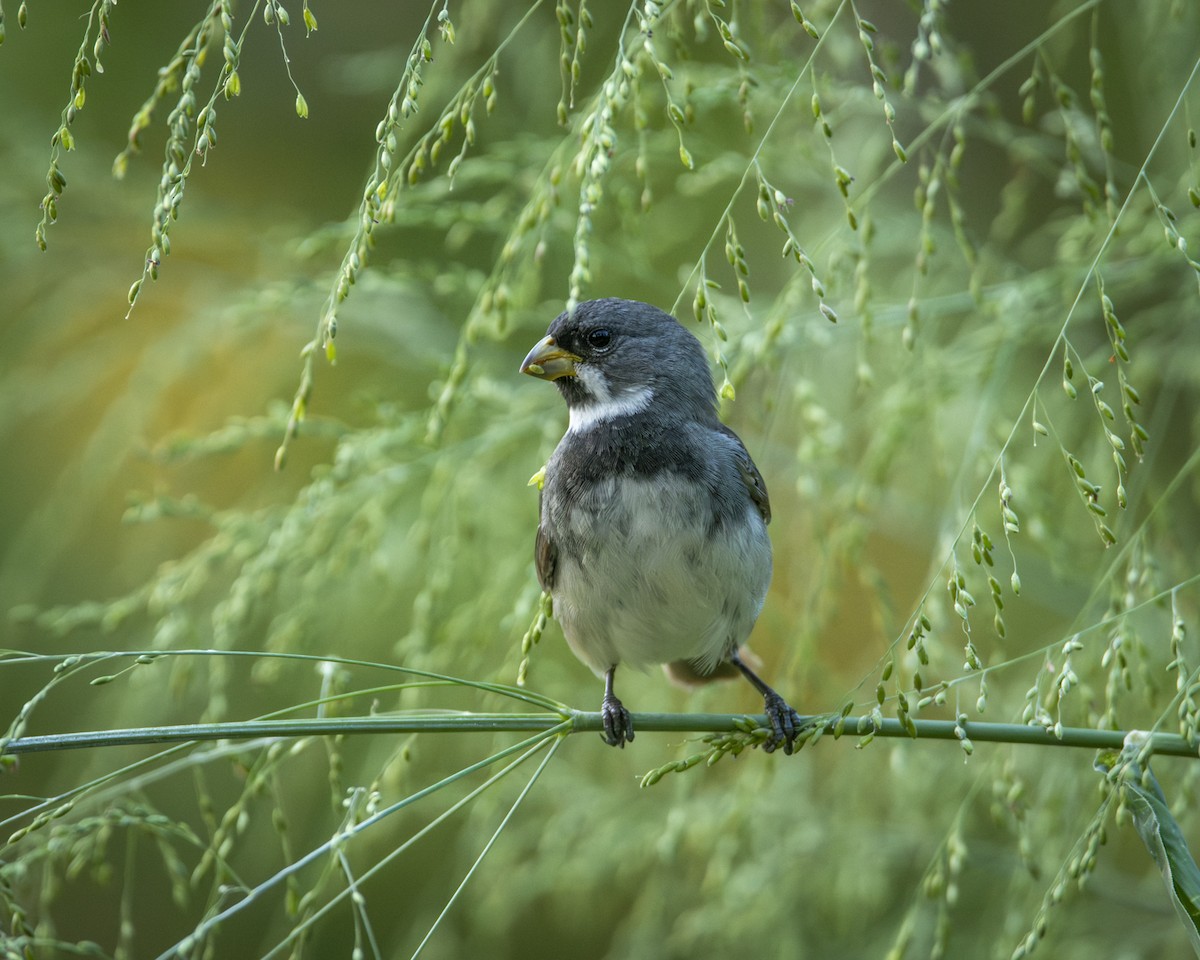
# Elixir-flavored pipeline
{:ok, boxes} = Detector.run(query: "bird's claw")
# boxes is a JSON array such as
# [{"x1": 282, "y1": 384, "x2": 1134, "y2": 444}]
[
  {"x1": 760, "y1": 691, "x2": 802, "y2": 755},
  {"x1": 601, "y1": 693, "x2": 634, "y2": 747}
]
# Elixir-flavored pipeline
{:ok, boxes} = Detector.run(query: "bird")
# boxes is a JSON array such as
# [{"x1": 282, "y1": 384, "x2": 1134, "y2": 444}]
[{"x1": 519, "y1": 297, "x2": 802, "y2": 754}]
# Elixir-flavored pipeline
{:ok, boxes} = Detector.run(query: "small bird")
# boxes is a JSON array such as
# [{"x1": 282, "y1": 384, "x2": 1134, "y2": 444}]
[{"x1": 520, "y1": 298, "x2": 802, "y2": 753}]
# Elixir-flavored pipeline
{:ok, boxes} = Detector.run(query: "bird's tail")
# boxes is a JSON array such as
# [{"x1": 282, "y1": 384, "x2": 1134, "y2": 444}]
[{"x1": 662, "y1": 646, "x2": 763, "y2": 689}]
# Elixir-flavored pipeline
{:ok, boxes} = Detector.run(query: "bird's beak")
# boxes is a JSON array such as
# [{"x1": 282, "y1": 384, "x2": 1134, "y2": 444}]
[{"x1": 520, "y1": 335, "x2": 580, "y2": 381}]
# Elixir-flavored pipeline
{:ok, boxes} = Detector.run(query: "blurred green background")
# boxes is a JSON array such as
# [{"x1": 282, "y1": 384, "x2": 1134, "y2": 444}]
[{"x1": 2, "y1": 1, "x2": 1200, "y2": 958}]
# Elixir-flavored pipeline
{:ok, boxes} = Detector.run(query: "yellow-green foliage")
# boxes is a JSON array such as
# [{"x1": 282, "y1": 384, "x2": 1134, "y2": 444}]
[{"x1": 2, "y1": 2, "x2": 1200, "y2": 958}]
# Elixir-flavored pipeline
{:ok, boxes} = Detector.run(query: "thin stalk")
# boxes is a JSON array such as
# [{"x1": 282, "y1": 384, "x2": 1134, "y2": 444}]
[{"x1": 3, "y1": 712, "x2": 1196, "y2": 758}]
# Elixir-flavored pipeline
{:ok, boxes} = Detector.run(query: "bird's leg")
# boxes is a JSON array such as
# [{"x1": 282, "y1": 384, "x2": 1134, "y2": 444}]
[
  {"x1": 729, "y1": 650, "x2": 802, "y2": 755},
  {"x1": 600, "y1": 666, "x2": 634, "y2": 747}
]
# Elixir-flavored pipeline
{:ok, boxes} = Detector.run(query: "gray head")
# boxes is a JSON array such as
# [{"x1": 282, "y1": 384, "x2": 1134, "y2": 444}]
[{"x1": 519, "y1": 298, "x2": 716, "y2": 423}]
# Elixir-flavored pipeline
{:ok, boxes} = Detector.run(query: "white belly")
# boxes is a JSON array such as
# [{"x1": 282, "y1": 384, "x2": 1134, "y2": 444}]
[{"x1": 548, "y1": 474, "x2": 771, "y2": 677}]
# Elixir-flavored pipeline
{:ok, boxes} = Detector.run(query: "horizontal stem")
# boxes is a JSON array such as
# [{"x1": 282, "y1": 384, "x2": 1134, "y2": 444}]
[{"x1": 3, "y1": 712, "x2": 1197, "y2": 758}]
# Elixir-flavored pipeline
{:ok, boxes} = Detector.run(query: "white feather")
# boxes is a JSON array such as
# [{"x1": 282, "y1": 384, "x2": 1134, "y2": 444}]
[
  {"x1": 567, "y1": 371, "x2": 653, "y2": 433},
  {"x1": 547, "y1": 474, "x2": 771, "y2": 678}
]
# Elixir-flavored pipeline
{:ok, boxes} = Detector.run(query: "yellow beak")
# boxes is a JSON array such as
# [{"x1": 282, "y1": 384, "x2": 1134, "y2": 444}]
[{"x1": 520, "y1": 335, "x2": 581, "y2": 381}]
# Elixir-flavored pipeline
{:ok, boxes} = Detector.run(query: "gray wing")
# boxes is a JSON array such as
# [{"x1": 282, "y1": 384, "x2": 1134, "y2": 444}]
[
  {"x1": 719, "y1": 423, "x2": 771, "y2": 525},
  {"x1": 534, "y1": 518, "x2": 557, "y2": 590}
]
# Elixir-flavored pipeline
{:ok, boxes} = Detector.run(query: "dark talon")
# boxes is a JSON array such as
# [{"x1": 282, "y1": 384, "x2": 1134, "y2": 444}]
[
  {"x1": 601, "y1": 666, "x2": 634, "y2": 747},
  {"x1": 729, "y1": 650, "x2": 801, "y2": 755},
  {"x1": 601, "y1": 693, "x2": 634, "y2": 747},
  {"x1": 763, "y1": 690, "x2": 802, "y2": 755}
]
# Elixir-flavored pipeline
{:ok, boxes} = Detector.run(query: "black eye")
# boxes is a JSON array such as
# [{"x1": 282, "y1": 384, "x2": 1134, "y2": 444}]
[{"x1": 586, "y1": 328, "x2": 612, "y2": 350}]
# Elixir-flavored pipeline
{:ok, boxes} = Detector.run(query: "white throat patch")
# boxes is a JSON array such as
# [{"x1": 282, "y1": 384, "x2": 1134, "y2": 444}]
[{"x1": 568, "y1": 382, "x2": 654, "y2": 433}]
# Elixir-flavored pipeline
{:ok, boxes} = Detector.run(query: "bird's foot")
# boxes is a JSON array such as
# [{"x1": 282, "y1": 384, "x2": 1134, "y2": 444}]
[
  {"x1": 601, "y1": 692, "x2": 634, "y2": 747},
  {"x1": 760, "y1": 691, "x2": 803, "y2": 755}
]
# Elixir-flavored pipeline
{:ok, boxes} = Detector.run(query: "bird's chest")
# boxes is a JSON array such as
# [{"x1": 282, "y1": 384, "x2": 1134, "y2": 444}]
[
  {"x1": 542, "y1": 459, "x2": 770, "y2": 674},
  {"x1": 554, "y1": 470, "x2": 712, "y2": 554}
]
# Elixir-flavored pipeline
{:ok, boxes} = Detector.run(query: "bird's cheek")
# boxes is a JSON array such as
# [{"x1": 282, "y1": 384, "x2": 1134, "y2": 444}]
[{"x1": 572, "y1": 364, "x2": 612, "y2": 403}]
